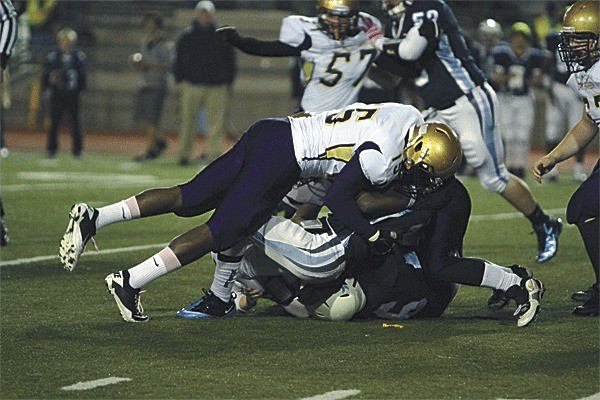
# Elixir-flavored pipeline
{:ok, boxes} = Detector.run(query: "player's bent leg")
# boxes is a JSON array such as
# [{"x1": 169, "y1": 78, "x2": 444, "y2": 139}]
[
  {"x1": 487, "y1": 265, "x2": 533, "y2": 310},
  {"x1": 176, "y1": 243, "x2": 251, "y2": 319},
  {"x1": 500, "y1": 175, "x2": 562, "y2": 263},
  {"x1": 59, "y1": 203, "x2": 98, "y2": 271}
]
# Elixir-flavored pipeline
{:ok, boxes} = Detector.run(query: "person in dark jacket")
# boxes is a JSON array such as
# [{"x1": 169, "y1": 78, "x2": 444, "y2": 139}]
[
  {"x1": 173, "y1": 1, "x2": 236, "y2": 165},
  {"x1": 42, "y1": 27, "x2": 86, "y2": 158}
]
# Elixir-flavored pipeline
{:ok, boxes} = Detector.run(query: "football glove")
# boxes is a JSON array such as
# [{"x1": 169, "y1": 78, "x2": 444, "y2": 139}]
[
  {"x1": 368, "y1": 229, "x2": 400, "y2": 256},
  {"x1": 215, "y1": 26, "x2": 240, "y2": 43},
  {"x1": 361, "y1": 17, "x2": 385, "y2": 51},
  {"x1": 418, "y1": 18, "x2": 439, "y2": 39}
]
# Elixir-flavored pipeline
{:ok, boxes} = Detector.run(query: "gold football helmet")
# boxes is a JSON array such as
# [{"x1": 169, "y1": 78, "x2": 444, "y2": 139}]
[
  {"x1": 400, "y1": 122, "x2": 463, "y2": 193},
  {"x1": 317, "y1": 0, "x2": 360, "y2": 41},
  {"x1": 558, "y1": 0, "x2": 600, "y2": 73}
]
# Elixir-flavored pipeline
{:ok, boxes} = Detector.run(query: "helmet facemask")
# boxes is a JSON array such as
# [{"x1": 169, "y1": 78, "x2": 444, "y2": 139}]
[
  {"x1": 378, "y1": 0, "x2": 412, "y2": 20},
  {"x1": 558, "y1": 0, "x2": 600, "y2": 73},
  {"x1": 398, "y1": 123, "x2": 463, "y2": 195},
  {"x1": 318, "y1": 4, "x2": 359, "y2": 41},
  {"x1": 558, "y1": 30, "x2": 599, "y2": 73},
  {"x1": 398, "y1": 157, "x2": 445, "y2": 196}
]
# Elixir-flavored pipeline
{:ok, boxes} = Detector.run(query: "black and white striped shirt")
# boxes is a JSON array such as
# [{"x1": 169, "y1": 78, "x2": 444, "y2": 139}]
[{"x1": 0, "y1": 0, "x2": 17, "y2": 69}]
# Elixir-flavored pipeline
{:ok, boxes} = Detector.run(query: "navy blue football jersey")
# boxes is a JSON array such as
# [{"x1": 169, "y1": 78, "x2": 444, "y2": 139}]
[
  {"x1": 384, "y1": 0, "x2": 486, "y2": 109},
  {"x1": 491, "y1": 44, "x2": 546, "y2": 96}
]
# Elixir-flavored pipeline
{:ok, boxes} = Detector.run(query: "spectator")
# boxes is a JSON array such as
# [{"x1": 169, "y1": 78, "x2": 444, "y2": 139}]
[
  {"x1": 42, "y1": 27, "x2": 86, "y2": 158},
  {"x1": 173, "y1": 0, "x2": 236, "y2": 165},
  {"x1": 130, "y1": 11, "x2": 175, "y2": 162}
]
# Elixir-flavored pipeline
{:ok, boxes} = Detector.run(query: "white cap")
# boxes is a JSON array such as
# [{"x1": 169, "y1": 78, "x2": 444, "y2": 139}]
[{"x1": 195, "y1": 1, "x2": 215, "y2": 13}]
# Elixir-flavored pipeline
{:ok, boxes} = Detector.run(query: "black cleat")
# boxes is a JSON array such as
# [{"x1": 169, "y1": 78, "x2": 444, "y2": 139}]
[
  {"x1": 571, "y1": 285, "x2": 596, "y2": 303},
  {"x1": 487, "y1": 266, "x2": 532, "y2": 310},
  {"x1": 0, "y1": 219, "x2": 8, "y2": 246},
  {"x1": 176, "y1": 288, "x2": 235, "y2": 319},
  {"x1": 487, "y1": 289, "x2": 511, "y2": 310},
  {"x1": 105, "y1": 270, "x2": 149, "y2": 322},
  {"x1": 573, "y1": 287, "x2": 599, "y2": 317}
]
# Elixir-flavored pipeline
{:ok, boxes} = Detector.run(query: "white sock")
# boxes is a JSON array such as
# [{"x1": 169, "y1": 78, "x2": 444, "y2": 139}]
[
  {"x1": 96, "y1": 197, "x2": 141, "y2": 231},
  {"x1": 128, "y1": 247, "x2": 182, "y2": 289},
  {"x1": 480, "y1": 261, "x2": 522, "y2": 291},
  {"x1": 209, "y1": 252, "x2": 240, "y2": 302}
]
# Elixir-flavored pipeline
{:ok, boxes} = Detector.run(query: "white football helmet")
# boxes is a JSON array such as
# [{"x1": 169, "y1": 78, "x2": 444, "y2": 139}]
[{"x1": 308, "y1": 278, "x2": 366, "y2": 321}]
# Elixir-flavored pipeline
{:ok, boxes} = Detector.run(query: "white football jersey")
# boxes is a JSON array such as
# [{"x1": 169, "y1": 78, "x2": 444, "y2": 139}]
[
  {"x1": 280, "y1": 14, "x2": 381, "y2": 112},
  {"x1": 567, "y1": 61, "x2": 600, "y2": 127},
  {"x1": 289, "y1": 102, "x2": 424, "y2": 186}
]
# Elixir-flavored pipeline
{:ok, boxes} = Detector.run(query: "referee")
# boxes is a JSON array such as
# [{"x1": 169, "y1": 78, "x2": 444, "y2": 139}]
[
  {"x1": 0, "y1": 0, "x2": 17, "y2": 80},
  {"x1": 0, "y1": 0, "x2": 17, "y2": 246}
]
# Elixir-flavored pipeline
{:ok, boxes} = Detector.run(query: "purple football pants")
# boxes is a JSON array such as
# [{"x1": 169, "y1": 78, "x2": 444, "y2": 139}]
[{"x1": 178, "y1": 118, "x2": 301, "y2": 251}]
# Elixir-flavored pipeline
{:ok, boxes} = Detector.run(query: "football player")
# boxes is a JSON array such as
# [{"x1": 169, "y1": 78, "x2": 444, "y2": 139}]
[
  {"x1": 490, "y1": 22, "x2": 549, "y2": 179},
  {"x1": 534, "y1": 0, "x2": 599, "y2": 317},
  {"x1": 214, "y1": 0, "x2": 381, "y2": 113},
  {"x1": 215, "y1": 1, "x2": 389, "y2": 221},
  {"x1": 365, "y1": 0, "x2": 563, "y2": 265},
  {"x1": 179, "y1": 123, "x2": 544, "y2": 327},
  {"x1": 60, "y1": 102, "x2": 428, "y2": 323},
  {"x1": 545, "y1": 23, "x2": 588, "y2": 182},
  {"x1": 229, "y1": 248, "x2": 459, "y2": 322}
]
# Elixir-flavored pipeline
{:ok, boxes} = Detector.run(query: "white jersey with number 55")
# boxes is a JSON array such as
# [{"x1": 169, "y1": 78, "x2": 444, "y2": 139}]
[
  {"x1": 288, "y1": 102, "x2": 423, "y2": 187},
  {"x1": 280, "y1": 14, "x2": 381, "y2": 112}
]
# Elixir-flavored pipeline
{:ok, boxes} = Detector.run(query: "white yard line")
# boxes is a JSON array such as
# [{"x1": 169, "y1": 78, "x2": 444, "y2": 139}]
[
  {"x1": 0, "y1": 243, "x2": 166, "y2": 267},
  {"x1": 300, "y1": 390, "x2": 361, "y2": 400},
  {"x1": 470, "y1": 208, "x2": 566, "y2": 222},
  {"x1": 61, "y1": 377, "x2": 131, "y2": 391},
  {"x1": 579, "y1": 393, "x2": 600, "y2": 400},
  {"x1": 0, "y1": 208, "x2": 571, "y2": 267},
  {"x1": 2, "y1": 181, "x2": 177, "y2": 192},
  {"x1": 17, "y1": 171, "x2": 158, "y2": 183}
]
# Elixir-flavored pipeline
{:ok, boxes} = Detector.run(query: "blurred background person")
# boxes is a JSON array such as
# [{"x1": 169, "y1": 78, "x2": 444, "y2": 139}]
[
  {"x1": 130, "y1": 11, "x2": 175, "y2": 162},
  {"x1": 173, "y1": 0, "x2": 236, "y2": 166},
  {"x1": 474, "y1": 18, "x2": 506, "y2": 82},
  {"x1": 42, "y1": 27, "x2": 86, "y2": 158},
  {"x1": 490, "y1": 22, "x2": 548, "y2": 179}
]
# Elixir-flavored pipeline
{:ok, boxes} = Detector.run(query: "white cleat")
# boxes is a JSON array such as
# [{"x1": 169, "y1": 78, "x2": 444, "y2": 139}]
[
  {"x1": 59, "y1": 203, "x2": 98, "y2": 271},
  {"x1": 514, "y1": 278, "x2": 544, "y2": 327}
]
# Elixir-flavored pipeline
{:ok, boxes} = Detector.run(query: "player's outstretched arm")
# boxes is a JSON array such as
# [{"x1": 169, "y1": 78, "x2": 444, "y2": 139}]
[
  {"x1": 215, "y1": 26, "x2": 309, "y2": 57},
  {"x1": 533, "y1": 108, "x2": 598, "y2": 183}
]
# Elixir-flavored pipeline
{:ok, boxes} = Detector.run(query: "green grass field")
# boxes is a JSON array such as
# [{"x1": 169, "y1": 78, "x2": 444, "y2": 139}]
[{"x1": 1, "y1": 150, "x2": 598, "y2": 399}]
